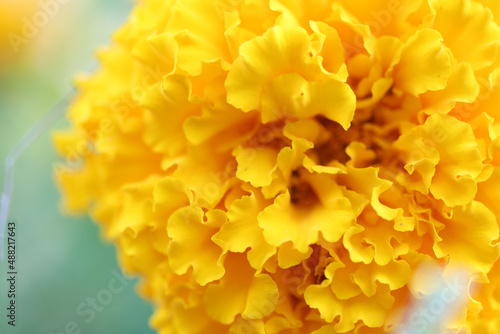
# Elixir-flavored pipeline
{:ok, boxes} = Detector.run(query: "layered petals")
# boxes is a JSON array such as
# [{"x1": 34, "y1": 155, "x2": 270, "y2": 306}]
[{"x1": 54, "y1": 0, "x2": 500, "y2": 333}]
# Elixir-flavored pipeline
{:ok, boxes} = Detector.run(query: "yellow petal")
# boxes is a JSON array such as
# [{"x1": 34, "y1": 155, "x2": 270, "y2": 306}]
[
  {"x1": 344, "y1": 207, "x2": 407, "y2": 266},
  {"x1": 230, "y1": 318, "x2": 266, "y2": 334},
  {"x1": 226, "y1": 25, "x2": 316, "y2": 112},
  {"x1": 214, "y1": 195, "x2": 276, "y2": 271},
  {"x1": 260, "y1": 72, "x2": 356, "y2": 128},
  {"x1": 235, "y1": 146, "x2": 278, "y2": 187},
  {"x1": 476, "y1": 166, "x2": 500, "y2": 223},
  {"x1": 426, "y1": 0, "x2": 500, "y2": 71},
  {"x1": 166, "y1": 0, "x2": 232, "y2": 75},
  {"x1": 434, "y1": 201, "x2": 500, "y2": 274},
  {"x1": 305, "y1": 282, "x2": 394, "y2": 332},
  {"x1": 111, "y1": 176, "x2": 161, "y2": 237},
  {"x1": 396, "y1": 114, "x2": 483, "y2": 207},
  {"x1": 171, "y1": 146, "x2": 234, "y2": 208},
  {"x1": 352, "y1": 260, "x2": 411, "y2": 297},
  {"x1": 170, "y1": 291, "x2": 229, "y2": 334},
  {"x1": 310, "y1": 21, "x2": 345, "y2": 74},
  {"x1": 338, "y1": 166, "x2": 406, "y2": 228},
  {"x1": 140, "y1": 75, "x2": 199, "y2": 156},
  {"x1": 327, "y1": 261, "x2": 363, "y2": 300},
  {"x1": 262, "y1": 138, "x2": 314, "y2": 198},
  {"x1": 277, "y1": 241, "x2": 313, "y2": 269},
  {"x1": 258, "y1": 182, "x2": 353, "y2": 253},
  {"x1": 421, "y1": 62, "x2": 480, "y2": 115},
  {"x1": 131, "y1": 32, "x2": 177, "y2": 77},
  {"x1": 339, "y1": 0, "x2": 425, "y2": 38},
  {"x1": 167, "y1": 207, "x2": 226, "y2": 285},
  {"x1": 204, "y1": 253, "x2": 278, "y2": 324},
  {"x1": 283, "y1": 118, "x2": 330, "y2": 145},
  {"x1": 393, "y1": 28, "x2": 452, "y2": 95},
  {"x1": 153, "y1": 176, "x2": 193, "y2": 215},
  {"x1": 393, "y1": 123, "x2": 440, "y2": 195},
  {"x1": 425, "y1": 115, "x2": 483, "y2": 207}
]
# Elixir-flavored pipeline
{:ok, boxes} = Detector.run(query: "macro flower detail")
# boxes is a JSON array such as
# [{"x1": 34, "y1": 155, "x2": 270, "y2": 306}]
[{"x1": 54, "y1": 0, "x2": 500, "y2": 333}]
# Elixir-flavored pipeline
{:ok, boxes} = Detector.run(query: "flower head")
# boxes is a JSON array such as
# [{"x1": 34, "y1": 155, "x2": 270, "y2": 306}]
[{"x1": 54, "y1": 0, "x2": 500, "y2": 332}]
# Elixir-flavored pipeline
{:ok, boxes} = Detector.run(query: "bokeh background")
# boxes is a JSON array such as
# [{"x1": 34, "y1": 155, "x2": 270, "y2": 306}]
[{"x1": 0, "y1": 0, "x2": 155, "y2": 333}]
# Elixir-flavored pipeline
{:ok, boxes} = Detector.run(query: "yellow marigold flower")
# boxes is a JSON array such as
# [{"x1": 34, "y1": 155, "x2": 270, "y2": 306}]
[{"x1": 54, "y1": 0, "x2": 500, "y2": 332}]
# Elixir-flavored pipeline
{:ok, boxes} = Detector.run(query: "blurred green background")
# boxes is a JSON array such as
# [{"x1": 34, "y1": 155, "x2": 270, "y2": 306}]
[{"x1": 0, "y1": 0, "x2": 155, "y2": 333}]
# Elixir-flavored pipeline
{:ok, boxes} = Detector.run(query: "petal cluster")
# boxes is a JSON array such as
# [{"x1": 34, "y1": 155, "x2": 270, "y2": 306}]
[{"x1": 54, "y1": 0, "x2": 500, "y2": 333}]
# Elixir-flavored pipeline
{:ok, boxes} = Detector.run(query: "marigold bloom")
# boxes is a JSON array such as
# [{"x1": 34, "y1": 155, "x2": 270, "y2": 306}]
[{"x1": 54, "y1": 0, "x2": 500, "y2": 333}]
